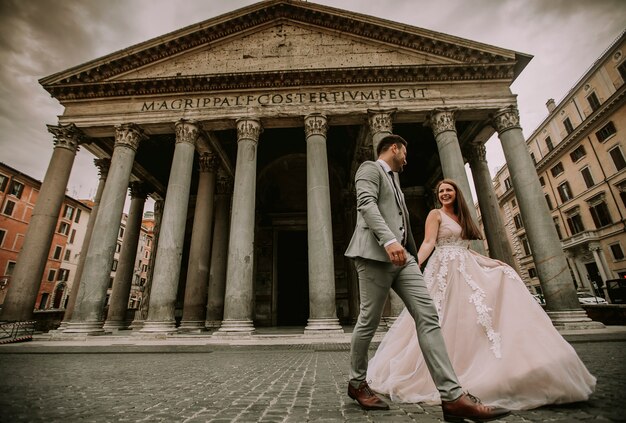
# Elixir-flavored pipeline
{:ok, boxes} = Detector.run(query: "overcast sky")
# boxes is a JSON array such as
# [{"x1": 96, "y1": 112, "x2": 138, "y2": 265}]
[{"x1": 1, "y1": 0, "x2": 624, "y2": 212}]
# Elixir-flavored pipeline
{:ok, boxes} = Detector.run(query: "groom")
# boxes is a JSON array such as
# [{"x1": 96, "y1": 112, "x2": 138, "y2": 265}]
[{"x1": 345, "y1": 134, "x2": 510, "y2": 422}]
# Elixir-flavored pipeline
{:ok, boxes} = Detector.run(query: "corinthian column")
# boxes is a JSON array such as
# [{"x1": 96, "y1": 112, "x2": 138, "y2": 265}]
[
  {"x1": 427, "y1": 108, "x2": 484, "y2": 254},
  {"x1": 303, "y1": 113, "x2": 343, "y2": 334},
  {"x1": 466, "y1": 143, "x2": 516, "y2": 267},
  {"x1": 64, "y1": 124, "x2": 146, "y2": 334},
  {"x1": 179, "y1": 151, "x2": 219, "y2": 331},
  {"x1": 58, "y1": 158, "x2": 110, "y2": 331},
  {"x1": 141, "y1": 120, "x2": 199, "y2": 333},
  {"x1": 103, "y1": 182, "x2": 150, "y2": 331},
  {"x1": 367, "y1": 109, "x2": 402, "y2": 325},
  {"x1": 216, "y1": 118, "x2": 262, "y2": 335},
  {"x1": 205, "y1": 171, "x2": 233, "y2": 328},
  {"x1": 0, "y1": 124, "x2": 83, "y2": 322},
  {"x1": 491, "y1": 105, "x2": 602, "y2": 329}
]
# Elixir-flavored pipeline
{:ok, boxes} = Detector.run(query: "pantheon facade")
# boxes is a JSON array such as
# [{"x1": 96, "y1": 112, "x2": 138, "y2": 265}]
[{"x1": 1, "y1": 0, "x2": 599, "y2": 334}]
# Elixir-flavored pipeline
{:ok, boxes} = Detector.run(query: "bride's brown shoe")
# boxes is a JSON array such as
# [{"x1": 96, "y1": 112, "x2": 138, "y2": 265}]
[
  {"x1": 347, "y1": 381, "x2": 389, "y2": 410},
  {"x1": 442, "y1": 392, "x2": 510, "y2": 422}
]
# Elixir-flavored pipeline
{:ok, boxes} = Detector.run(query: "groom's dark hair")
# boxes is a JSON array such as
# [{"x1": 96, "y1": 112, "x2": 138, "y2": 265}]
[{"x1": 377, "y1": 134, "x2": 407, "y2": 157}]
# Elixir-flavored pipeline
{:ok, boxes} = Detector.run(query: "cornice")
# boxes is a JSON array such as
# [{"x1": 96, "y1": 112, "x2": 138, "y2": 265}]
[
  {"x1": 535, "y1": 85, "x2": 626, "y2": 173},
  {"x1": 44, "y1": 63, "x2": 516, "y2": 101},
  {"x1": 40, "y1": 1, "x2": 522, "y2": 93}
]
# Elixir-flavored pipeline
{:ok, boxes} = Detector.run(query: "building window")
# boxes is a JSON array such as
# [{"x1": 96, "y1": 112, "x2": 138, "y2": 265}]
[
  {"x1": 112, "y1": 259, "x2": 118, "y2": 271},
  {"x1": 528, "y1": 267, "x2": 537, "y2": 278},
  {"x1": 140, "y1": 278, "x2": 146, "y2": 286},
  {"x1": 609, "y1": 146, "x2": 626, "y2": 171},
  {"x1": 119, "y1": 227, "x2": 125, "y2": 239},
  {"x1": 0, "y1": 174, "x2": 8, "y2": 192},
  {"x1": 539, "y1": 176, "x2": 545, "y2": 186},
  {"x1": 63, "y1": 249, "x2": 71, "y2": 261},
  {"x1": 596, "y1": 121, "x2": 616, "y2": 142},
  {"x1": 39, "y1": 293, "x2": 49, "y2": 310},
  {"x1": 142, "y1": 264, "x2": 148, "y2": 273},
  {"x1": 69, "y1": 229, "x2": 76, "y2": 244},
  {"x1": 554, "y1": 220, "x2": 563, "y2": 240},
  {"x1": 589, "y1": 201, "x2": 612, "y2": 228},
  {"x1": 566, "y1": 213, "x2": 585, "y2": 235},
  {"x1": 557, "y1": 181, "x2": 573, "y2": 202},
  {"x1": 621, "y1": 191, "x2": 626, "y2": 209},
  {"x1": 563, "y1": 118, "x2": 574, "y2": 135},
  {"x1": 8, "y1": 181, "x2": 24, "y2": 199},
  {"x1": 504, "y1": 177, "x2": 512, "y2": 190},
  {"x1": 58, "y1": 221, "x2": 70, "y2": 235},
  {"x1": 57, "y1": 268, "x2": 70, "y2": 282},
  {"x1": 63, "y1": 205, "x2": 74, "y2": 220},
  {"x1": 511, "y1": 199, "x2": 517, "y2": 208},
  {"x1": 53, "y1": 246, "x2": 62, "y2": 260},
  {"x1": 513, "y1": 213, "x2": 523, "y2": 230},
  {"x1": 580, "y1": 167, "x2": 594, "y2": 188},
  {"x1": 147, "y1": 238, "x2": 151, "y2": 247},
  {"x1": 570, "y1": 145, "x2": 586, "y2": 162},
  {"x1": 530, "y1": 152, "x2": 536, "y2": 165},
  {"x1": 115, "y1": 243, "x2": 122, "y2": 253},
  {"x1": 2, "y1": 200, "x2": 15, "y2": 216},
  {"x1": 610, "y1": 243, "x2": 625, "y2": 260},
  {"x1": 587, "y1": 92, "x2": 601, "y2": 112},
  {"x1": 545, "y1": 194, "x2": 553, "y2": 210},
  {"x1": 520, "y1": 237, "x2": 532, "y2": 256},
  {"x1": 74, "y1": 208, "x2": 82, "y2": 223},
  {"x1": 550, "y1": 162, "x2": 564, "y2": 177},
  {"x1": 47, "y1": 269, "x2": 56, "y2": 282},
  {"x1": 0, "y1": 229, "x2": 6, "y2": 247},
  {"x1": 5, "y1": 261, "x2": 16, "y2": 276},
  {"x1": 545, "y1": 136, "x2": 554, "y2": 151}
]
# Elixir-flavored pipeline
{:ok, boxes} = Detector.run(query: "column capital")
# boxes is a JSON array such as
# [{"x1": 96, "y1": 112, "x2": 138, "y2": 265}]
[
  {"x1": 129, "y1": 181, "x2": 151, "y2": 200},
  {"x1": 367, "y1": 109, "x2": 395, "y2": 135},
  {"x1": 94, "y1": 158, "x2": 111, "y2": 179},
  {"x1": 199, "y1": 151, "x2": 219, "y2": 173},
  {"x1": 491, "y1": 105, "x2": 521, "y2": 134},
  {"x1": 304, "y1": 113, "x2": 328, "y2": 139},
  {"x1": 114, "y1": 123, "x2": 147, "y2": 152},
  {"x1": 588, "y1": 242, "x2": 602, "y2": 252},
  {"x1": 427, "y1": 108, "x2": 457, "y2": 137},
  {"x1": 236, "y1": 118, "x2": 262, "y2": 144},
  {"x1": 174, "y1": 119, "x2": 201, "y2": 146},
  {"x1": 47, "y1": 123, "x2": 85, "y2": 152},
  {"x1": 465, "y1": 143, "x2": 487, "y2": 164}
]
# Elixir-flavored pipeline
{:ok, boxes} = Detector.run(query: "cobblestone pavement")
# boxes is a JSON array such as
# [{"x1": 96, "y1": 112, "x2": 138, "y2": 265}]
[{"x1": 0, "y1": 341, "x2": 624, "y2": 422}]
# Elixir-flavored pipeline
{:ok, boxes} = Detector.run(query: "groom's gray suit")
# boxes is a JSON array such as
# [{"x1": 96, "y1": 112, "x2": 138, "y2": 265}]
[{"x1": 345, "y1": 160, "x2": 463, "y2": 401}]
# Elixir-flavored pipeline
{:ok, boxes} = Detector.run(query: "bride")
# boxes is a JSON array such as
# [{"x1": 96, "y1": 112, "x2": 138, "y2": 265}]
[{"x1": 368, "y1": 179, "x2": 596, "y2": 410}]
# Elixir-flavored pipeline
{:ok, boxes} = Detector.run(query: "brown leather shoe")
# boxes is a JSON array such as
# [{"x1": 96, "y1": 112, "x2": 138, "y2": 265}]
[
  {"x1": 441, "y1": 392, "x2": 510, "y2": 422},
  {"x1": 347, "y1": 381, "x2": 389, "y2": 410}
]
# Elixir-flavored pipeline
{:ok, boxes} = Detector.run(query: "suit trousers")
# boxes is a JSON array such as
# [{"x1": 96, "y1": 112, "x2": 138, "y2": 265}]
[{"x1": 349, "y1": 254, "x2": 463, "y2": 402}]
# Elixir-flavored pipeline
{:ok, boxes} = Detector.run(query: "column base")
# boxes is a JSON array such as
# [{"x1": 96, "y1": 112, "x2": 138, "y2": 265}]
[
  {"x1": 102, "y1": 320, "x2": 128, "y2": 332},
  {"x1": 128, "y1": 319, "x2": 144, "y2": 331},
  {"x1": 205, "y1": 320, "x2": 222, "y2": 329},
  {"x1": 138, "y1": 320, "x2": 177, "y2": 333},
  {"x1": 62, "y1": 321, "x2": 105, "y2": 335},
  {"x1": 547, "y1": 310, "x2": 605, "y2": 330},
  {"x1": 214, "y1": 319, "x2": 255, "y2": 336},
  {"x1": 50, "y1": 321, "x2": 69, "y2": 334},
  {"x1": 304, "y1": 318, "x2": 344, "y2": 335},
  {"x1": 178, "y1": 320, "x2": 207, "y2": 332}
]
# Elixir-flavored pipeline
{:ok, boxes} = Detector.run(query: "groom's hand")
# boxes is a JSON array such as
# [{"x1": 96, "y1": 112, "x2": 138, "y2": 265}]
[{"x1": 385, "y1": 242, "x2": 406, "y2": 266}]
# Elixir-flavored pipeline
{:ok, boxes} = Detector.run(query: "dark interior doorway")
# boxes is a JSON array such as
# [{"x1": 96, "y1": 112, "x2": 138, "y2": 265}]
[{"x1": 277, "y1": 231, "x2": 309, "y2": 326}]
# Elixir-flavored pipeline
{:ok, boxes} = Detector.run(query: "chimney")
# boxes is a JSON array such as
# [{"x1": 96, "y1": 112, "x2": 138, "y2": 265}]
[{"x1": 546, "y1": 98, "x2": 556, "y2": 113}]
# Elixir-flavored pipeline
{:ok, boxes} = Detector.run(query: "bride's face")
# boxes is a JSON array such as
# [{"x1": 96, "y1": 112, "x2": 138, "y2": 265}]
[{"x1": 438, "y1": 183, "x2": 456, "y2": 207}]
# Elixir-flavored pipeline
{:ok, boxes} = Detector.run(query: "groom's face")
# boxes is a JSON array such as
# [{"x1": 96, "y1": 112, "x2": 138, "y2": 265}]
[{"x1": 392, "y1": 143, "x2": 407, "y2": 173}]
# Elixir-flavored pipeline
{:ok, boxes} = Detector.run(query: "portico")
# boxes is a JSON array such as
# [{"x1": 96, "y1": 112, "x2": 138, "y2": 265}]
[{"x1": 1, "y1": 0, "x2": 598, "y2": 334}]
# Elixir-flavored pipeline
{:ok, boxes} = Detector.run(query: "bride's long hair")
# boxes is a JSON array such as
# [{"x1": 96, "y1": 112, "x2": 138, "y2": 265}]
[{"x1": 435, "y1": 179, "x2": 483, "y2": 240}]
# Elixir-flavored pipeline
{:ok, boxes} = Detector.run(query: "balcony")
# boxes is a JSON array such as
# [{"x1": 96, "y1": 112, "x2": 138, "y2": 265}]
[{"x1": 562, "y1": 230, "x2": 600, "y2": 249}]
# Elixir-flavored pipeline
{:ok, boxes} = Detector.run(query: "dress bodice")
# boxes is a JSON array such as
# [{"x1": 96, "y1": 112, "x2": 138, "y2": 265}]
[{"x1": 435, "y1": 209, "x2": 470, "y2": 249}]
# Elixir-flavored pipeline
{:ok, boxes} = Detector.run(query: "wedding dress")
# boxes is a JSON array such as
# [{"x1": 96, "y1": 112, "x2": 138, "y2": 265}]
[{"x1": 368, "y1": 209, "x2": 596, "y2": 410}]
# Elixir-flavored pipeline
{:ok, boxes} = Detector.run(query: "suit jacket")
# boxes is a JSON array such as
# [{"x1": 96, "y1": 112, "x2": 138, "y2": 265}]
[{"x1": 345, "y1": 160, "x2": 417, "y2": 262}]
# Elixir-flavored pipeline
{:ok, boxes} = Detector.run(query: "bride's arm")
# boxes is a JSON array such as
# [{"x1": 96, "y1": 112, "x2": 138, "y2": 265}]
[{"x1": 417, "y1": 209, "x2": 441, "y2": 267}]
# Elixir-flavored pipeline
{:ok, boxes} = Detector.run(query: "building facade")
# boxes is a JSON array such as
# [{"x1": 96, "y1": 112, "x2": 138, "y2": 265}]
[
  {"x1": 1, "y1": 0, "x2": 600, "y2": 333},
  {"x1": 0, "y1": 162, "x2": 91, "y2": 310},
  {"x1": 492, "y1": 31, "x2": 626, "y2": 300}
]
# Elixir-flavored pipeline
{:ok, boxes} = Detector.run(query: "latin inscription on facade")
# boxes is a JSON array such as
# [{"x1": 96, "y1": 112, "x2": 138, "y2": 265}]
[{"x1": 140, "y1": 87, "x2": 429, "y2": 112}]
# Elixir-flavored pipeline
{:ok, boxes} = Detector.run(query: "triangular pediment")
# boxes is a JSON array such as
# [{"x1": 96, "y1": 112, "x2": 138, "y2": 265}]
[
  {"x1": 40, "y1": 0, "x2": 531, "y2": 100},
  {"x1": 112, "y1": 21, "x2": 459, "y2": 80}
]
